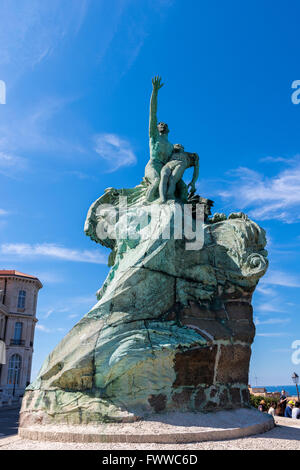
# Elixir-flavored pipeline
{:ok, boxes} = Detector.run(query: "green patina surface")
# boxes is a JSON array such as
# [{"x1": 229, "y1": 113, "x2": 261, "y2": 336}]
[
  {"x1": 21, "y1": 203, "x2": 268, "y2": 424},
  {"x1": 20, "y1": 78, "x2": 269, "y2": 426}
]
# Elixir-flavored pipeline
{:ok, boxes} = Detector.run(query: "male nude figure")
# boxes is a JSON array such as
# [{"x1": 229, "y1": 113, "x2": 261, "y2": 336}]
[
  {"x1": 144, "y1": 76, "x2": 174, "y2": 202},
  {"x1": 159, "y1": 144, "x2": 199, "y2": 203}
]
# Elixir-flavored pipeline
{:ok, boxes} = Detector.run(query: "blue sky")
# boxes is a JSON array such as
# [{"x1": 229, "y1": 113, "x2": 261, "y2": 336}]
[{"x1": 0, "y1": 0, "x2": 300, "y2": 386}]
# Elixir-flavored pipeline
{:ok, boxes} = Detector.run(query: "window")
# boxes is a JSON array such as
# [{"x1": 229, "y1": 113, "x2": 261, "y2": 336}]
[
  {"x1": 7, "y1": 354, "x2": 21, "y2": 385},
  {"x1": 13, "y1": 322, "x2": 22, "y2": 342},
  {"x1": 17, "y1": 290, "x2": 26, "y2": 309}
]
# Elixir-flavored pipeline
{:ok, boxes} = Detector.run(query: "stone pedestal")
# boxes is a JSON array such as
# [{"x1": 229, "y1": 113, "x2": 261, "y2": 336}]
[
  {"x1": 19, "y1": 409, "x2": 274, "y2": 444},
  {"x1": 20, "y1": 204, "x2": 268, "y2": 427}
]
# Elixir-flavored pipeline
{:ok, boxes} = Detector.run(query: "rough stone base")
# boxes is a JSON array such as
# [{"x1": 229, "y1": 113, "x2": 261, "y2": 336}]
[
  {"x1": 18, "y1": 408, "x2": 274, "y2": 444},
  {"x1": 20, "y1": 382, "x2": 251, "y2": 427}
]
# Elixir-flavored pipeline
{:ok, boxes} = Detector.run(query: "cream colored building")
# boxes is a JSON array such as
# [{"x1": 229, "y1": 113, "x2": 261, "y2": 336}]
[{"x1": 0, "y1": 270, "x2": 42, "y2": 398}]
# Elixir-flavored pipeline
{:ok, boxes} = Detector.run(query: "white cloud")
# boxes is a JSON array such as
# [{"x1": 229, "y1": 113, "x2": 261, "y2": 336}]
[
  {"x1": 36, "y1": 324, "x2": 66, "y2": 334},
  {"x1": 43, "y1": 309, "x2": 54, "y2": 319},
  {"x1": 256, "y1": 285, "x2": 276, "y2": 296},
  {"x1": 257, "y1": 333, "x2": 289, "y2": 337},
  {"x1": 255, "y1": 317, "x2": 290, "y2": 326},
  {"x1": 40, "y1": 294, "x2": 96, "y2": 323},
  {"x1": 261, "y1": 270, "x2": 300, "y2": 288},
  {"x1": 218, "y1": 157, "x2": 300, "y2": 222},
  {"x1": 256, "y1": 302, "x2": 285, "y2": 313},
  {"x1": 0, "y1": 208, "x2": 9, "y2": 216},
  {"x1": 43, "y1": 304, "x2": 77, "y2": 318},
  {"x1": 0, "y1": 150, "x2": 27, "y2": 177},
  {"x1": 0, "y1": 243, "x2": 106, "y2": 264},
  {"x1": 36, "y1": 324, "x2": 51, "y2": 333},
  {"x1": 259, "y1": 156, "x2": 295, "y2": 164},
  {"x1": 94, "y1": 133, "x2": 137, "y2": 172}
]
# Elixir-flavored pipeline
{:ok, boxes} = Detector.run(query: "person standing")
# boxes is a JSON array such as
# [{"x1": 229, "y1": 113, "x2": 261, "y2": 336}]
[
  {"x1": 276, "y1": 394, "x2": 287, "y2": 416},
  {"x1": 280, "y1": 390, "x2": 287, "y2": 401}
]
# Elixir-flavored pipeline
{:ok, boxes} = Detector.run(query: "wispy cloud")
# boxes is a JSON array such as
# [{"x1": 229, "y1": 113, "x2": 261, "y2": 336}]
[
  {"x1": 1, "y1": 243, "x2": 106, "y2": 264},
  {"x1": 43, "y1": 309, "x2": 54, "y2": 319},
  {"x1": 255, "y1": 317, "x2": 290, "y2": 326},
  {"x1": 36, "y1": 324, "x2": 52, "y2": 333},
  {"x1": 261, "y1": 270, "x2": 300, "y2": 288},
  {"x1": 256, "y1": 301, "x2": 285, "y2": 313},
  {"x1": 42, "y1": 306, "x2": 69, "y2": 319},
  {"x1": 0, "y1": 0, "x2": 89, "y2": 78},
  {"x1": 256, "y1": 285, "x2": 276, "y2": 296},
  {"x1": 218, "y1": 156, "x2": 300, "y2": 222},
  {"x1": 0, "y1": 150, "x2": 28, "y2": 177},
  {"x1": 259, "y1": 156, "x2": 295, "y2": 164},
  {"x1": 94, "y1": 133, "x2": 137, "y2": 172},
  {"x1": 36, "y1": 324, "x2": 66, "y2": 334},
  {"x1": 68, "y1": 313, "x2": 80, "y2": 319},
  {"x1": 257, "y1": 332, "x2": 289, "y2": 337},
  {"x1": 40, "y1": 294, "x2": 96, "y2": 322},
  {"x1": 0, "y1": 209, "x2": 9, "y2": 216}
]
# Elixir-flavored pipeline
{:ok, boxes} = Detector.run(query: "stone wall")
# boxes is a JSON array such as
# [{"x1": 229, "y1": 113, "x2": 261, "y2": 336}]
[{"x1": 162, "y1": 299, "x2": 254, "y2": 412}]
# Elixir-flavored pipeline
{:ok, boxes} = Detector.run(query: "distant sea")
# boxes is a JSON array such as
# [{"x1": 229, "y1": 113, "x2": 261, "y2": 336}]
[{"x1": 261, "y1": 385, "x2": 299, "y2": 396}]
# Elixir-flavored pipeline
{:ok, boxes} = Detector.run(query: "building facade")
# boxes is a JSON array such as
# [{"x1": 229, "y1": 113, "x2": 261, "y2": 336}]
[{"x1": 0, "y1": 270, "x2": 42, "y2": 398}]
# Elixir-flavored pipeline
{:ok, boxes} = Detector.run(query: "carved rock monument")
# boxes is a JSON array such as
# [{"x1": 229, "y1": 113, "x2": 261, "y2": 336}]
[{"x1": 20, "y1": 77, "x2": 268, "y2": 427}]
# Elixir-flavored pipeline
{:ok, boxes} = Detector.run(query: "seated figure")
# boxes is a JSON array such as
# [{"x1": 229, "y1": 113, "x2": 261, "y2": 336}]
[{"x1": 159, "y1": 144, "x2": 199, "y2": 203}]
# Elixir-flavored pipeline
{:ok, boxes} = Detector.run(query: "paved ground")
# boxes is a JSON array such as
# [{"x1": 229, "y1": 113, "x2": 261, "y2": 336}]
[
  {"x1": 0, "y1": 407, "x2": 20, "y2": 439},
  {"x1": 0, "y1": 416, "x2": 299, "y2": 450}
]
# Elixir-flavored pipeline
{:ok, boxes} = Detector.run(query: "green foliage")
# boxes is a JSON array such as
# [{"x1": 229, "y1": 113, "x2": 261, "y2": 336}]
[{"x1": 250, "y1": 394, "x2": 279, "y2": 410}]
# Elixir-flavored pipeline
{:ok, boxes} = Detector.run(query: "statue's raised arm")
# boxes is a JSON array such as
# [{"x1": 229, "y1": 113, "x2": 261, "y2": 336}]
[{"x1": 149, "y1": 75, "x2": 164, "y2": 139}]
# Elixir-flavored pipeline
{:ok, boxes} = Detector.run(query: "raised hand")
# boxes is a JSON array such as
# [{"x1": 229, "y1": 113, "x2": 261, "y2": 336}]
[{"x1": 152, "y1": 75, "x2": 164, "y2": 91}]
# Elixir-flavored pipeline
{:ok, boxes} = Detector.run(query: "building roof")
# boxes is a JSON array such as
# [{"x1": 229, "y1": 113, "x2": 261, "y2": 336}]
[{"x1": 0, "y1": 270, "x2": 42, "y2": 288}]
